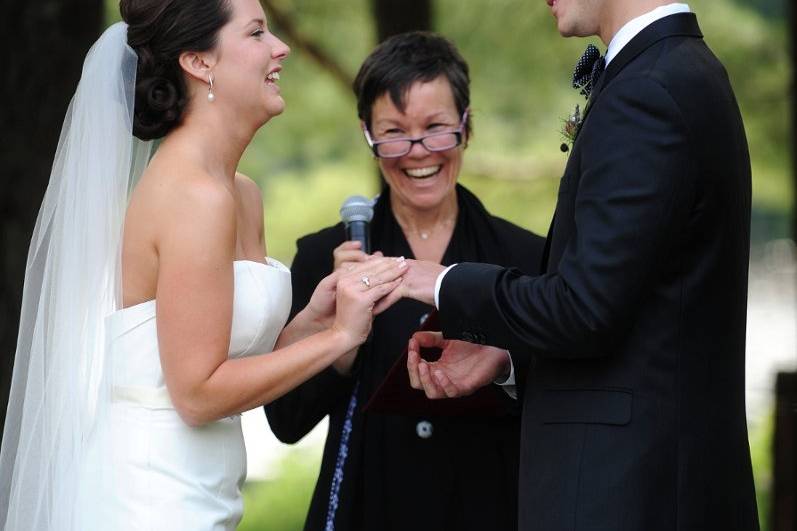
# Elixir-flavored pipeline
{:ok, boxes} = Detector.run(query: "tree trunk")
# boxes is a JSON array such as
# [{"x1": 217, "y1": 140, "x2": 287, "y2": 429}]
[
  {"x1": 0, "y1": 1, "x2": 103, "y2": 440},
  {"x1": 372, "y1": 0, "x2": 433, "y2": 43}
]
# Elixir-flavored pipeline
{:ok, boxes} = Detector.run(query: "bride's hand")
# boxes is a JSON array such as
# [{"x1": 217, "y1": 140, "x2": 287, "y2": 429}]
[
  {"x1": 303, "y1": 245, "x2": 388, "y2": 329},
  {"x1": 332, "y1": 257, "x2": 407, "y2": 348},
  {"x1": 304, "y1": 271, "x2": 339, "y2": 329}
]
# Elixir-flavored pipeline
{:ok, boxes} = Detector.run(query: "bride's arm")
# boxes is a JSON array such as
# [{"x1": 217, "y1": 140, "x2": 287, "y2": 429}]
[
  {"x1": 275, "y1": 303, "x2": 329, "y2": 347},
  {"x1": 154, "y1": 178, "x2": 402, "y2": 427}
]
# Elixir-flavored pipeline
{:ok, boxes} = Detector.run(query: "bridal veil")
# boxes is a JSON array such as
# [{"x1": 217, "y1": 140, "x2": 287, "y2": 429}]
[{"x1": 0, "y1": 22, "x2": 152, "y2": 530}]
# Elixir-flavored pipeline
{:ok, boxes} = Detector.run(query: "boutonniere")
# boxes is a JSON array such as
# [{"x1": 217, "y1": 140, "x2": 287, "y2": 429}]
[{"x1": 559, "y1": 103, "x2": 582, "y2": 153}]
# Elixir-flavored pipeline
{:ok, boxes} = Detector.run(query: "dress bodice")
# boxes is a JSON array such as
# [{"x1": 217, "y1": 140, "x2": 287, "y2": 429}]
[
  {"x1": 105, "y1": 258, "x2": 292, "y2": 407},
  {"x1": 80, "y1": 259, "x2": 291, "y2": 530}
]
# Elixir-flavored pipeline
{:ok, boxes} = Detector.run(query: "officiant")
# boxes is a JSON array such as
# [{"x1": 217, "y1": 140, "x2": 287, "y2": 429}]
[{"x1": 265, "y1": 32, "x2": 545, "y2": 531}]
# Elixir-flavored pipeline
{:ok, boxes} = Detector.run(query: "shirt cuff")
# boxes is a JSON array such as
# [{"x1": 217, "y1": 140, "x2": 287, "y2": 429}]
[
  {"x1": 434, "y1": 264, "x2": 458, "y2": 310},
  {"x1": 493, "y1": 351, "x2": 517, "y2": 400},
  {"x1": 493, "y1": 351, "x2": 515, "y2": 385}
]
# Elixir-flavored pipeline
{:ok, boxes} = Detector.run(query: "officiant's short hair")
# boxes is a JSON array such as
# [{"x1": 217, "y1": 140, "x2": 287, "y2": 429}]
[{"x1": 353, "y1": 32, "x2": 472, "y2": 137}]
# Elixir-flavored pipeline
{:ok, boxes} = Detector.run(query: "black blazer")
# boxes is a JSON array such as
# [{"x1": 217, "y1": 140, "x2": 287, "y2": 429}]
[
  {"x1": 266, "y1": 185, "x2": 545, "y2": 531},
  {"x1": 438, "y1": 14, "x2": 758, "y2": 531}
]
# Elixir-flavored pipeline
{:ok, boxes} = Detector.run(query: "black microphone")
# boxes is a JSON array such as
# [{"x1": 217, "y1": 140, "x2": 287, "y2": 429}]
[{"x1": 340, "y1": 195, "x2": 374, "y2": 254}]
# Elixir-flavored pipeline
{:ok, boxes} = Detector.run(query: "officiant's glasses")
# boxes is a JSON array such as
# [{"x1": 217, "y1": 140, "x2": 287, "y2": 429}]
[{"x1": 363, "y1": 110, "x2": 469, "y2": 159}]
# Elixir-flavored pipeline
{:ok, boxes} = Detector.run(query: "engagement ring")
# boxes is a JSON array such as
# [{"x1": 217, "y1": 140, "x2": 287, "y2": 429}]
[{"x1": 361, "y1": 276, "x2": 371, "y2": 288}]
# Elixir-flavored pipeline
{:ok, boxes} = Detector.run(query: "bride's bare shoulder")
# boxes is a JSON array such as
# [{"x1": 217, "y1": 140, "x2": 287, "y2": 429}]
[
  {"x1": 125, "y1": 154, "x2": 237, "y2": 265},
  {"x1": 135, "y1": 156, "x2": 235, "y2": 217},
  {"x1": 122, "y1": 152, "x2": 237, "y2": 300}
]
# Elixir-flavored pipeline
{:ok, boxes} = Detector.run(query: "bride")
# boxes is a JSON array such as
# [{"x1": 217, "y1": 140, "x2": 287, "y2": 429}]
[{"x1": 0, "y1": 0, "x2": 406, "y2": 529}]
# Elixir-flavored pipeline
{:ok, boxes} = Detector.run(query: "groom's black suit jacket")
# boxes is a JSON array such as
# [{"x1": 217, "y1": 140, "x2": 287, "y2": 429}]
[{"x1": 438, "y1": 14, "x2": 759, "y2": 531}]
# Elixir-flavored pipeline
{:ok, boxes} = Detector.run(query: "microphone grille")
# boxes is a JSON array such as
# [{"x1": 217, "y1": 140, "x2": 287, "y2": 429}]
[{"x1": 340, "y1": 195, "x2": 374, "y2": 223}]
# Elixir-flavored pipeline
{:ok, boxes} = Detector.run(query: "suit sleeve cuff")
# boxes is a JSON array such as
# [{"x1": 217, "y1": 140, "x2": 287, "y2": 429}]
[{"x1": 434, "y1": 264, "x2": 458, "y2": 310}]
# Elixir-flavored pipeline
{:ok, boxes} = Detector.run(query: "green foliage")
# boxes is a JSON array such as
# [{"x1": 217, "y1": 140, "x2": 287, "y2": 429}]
[
  {"x1": 693, "y1": 0, "x2": 791, "y2": 213},
  {"x1": 260, "y1": 156, "x2": 379, "y2": 260},
  {"x1": 238, "y1": 447, "x2": 322, "y2": 531},
  {"x1": 736, "y1": 0, "x2": 785, "y2": 19}
]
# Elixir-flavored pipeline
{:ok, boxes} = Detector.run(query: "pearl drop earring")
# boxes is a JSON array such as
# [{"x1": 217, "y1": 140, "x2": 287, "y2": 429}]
[{"x1": 207, "y1": 73, "x2": 215, "y2": 102}]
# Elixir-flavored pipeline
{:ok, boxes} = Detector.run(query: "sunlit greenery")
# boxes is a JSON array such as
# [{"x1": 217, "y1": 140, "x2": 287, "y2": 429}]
[
  {"x1": 750, "y1": 414, "x2": 774, "y2": 531},
  {"x1": 239, "y1": 448, "x2": 321, "y2": 531}
]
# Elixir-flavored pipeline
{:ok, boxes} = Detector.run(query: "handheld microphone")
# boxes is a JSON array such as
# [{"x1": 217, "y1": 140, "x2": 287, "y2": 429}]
[{"x1": 340, "y1": 195, "x2": 374, "y2": 254}]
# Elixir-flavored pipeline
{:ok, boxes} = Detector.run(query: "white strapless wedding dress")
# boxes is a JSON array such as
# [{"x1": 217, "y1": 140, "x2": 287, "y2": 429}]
[{"x1": 75, "y1": 259, "x2": 291, "y2": 530}]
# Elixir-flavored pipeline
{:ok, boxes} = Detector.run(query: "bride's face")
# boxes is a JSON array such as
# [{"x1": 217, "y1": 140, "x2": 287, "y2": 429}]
[{"x1": 210, "y1": 0, "x2": 290, "y2": 124}]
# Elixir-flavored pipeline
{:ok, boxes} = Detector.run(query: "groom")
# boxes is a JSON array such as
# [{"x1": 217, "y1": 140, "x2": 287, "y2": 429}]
[{"x1": 400, "y1": 1, "x2": 759, "y2": 530}]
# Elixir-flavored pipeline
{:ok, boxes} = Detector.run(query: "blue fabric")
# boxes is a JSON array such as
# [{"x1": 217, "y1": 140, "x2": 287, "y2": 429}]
[{"x1": 325, "y1": 381, "x2": 359, "y2": 531}]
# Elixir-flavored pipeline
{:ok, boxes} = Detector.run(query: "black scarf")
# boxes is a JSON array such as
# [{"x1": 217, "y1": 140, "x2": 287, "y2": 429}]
[{"x1": 357, "y1": 183, "x2": 530, "y2": 399}]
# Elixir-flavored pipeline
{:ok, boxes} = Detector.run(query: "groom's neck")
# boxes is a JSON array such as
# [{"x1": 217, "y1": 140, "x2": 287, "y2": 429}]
[{"x1": 598, "y1": 0, "x2": 679, "y2": 45}]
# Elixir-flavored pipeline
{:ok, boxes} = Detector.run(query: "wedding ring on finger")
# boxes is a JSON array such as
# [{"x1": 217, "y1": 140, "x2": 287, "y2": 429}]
[{"x1": 361, "y1": 276, "x2": 371, "y2": 288}]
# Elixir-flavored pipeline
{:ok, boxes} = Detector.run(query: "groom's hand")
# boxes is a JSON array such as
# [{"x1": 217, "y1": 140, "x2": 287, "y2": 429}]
[
  {"x1": 407, "y1": 332, "x2": 511, "y2": 399},
  {"x1": 369, "y1": 257, "x2": 444, "y2": 313},
  {"x1": 399, "y1": 260, "x2": 445, "y2": 306}
]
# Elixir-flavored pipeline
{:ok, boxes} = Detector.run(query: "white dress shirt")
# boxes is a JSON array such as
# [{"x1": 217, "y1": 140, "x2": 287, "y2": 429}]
[
  {"x1": 433, "y1": 3, "x2": 692, "y2": 397},
  {"x1": 605, "y1": 3, "x2": 691, "y2": 66}
]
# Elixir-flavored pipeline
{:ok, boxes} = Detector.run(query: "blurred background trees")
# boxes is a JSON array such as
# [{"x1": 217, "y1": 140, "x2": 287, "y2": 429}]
[
  {"x1": 1, "y1": 0, "x2": 793, "y2": 529},
  {"x1": 0, "y1": 0, "x2": 103, "y2": 439}
]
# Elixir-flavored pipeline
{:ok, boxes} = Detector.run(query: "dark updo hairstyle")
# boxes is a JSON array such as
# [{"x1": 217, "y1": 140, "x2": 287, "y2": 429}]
[
  {"x1": 353, "y1": 32, "x2": 472, "y2": 138},
  {"x1": 120, "y1": 0, "x2": 232, "y2": 140}
]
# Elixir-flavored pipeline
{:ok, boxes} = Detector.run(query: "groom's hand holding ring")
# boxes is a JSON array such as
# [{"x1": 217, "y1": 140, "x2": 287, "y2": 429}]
[{"x1": 407, "y1": 331, "x2": 512, "y2": 400}]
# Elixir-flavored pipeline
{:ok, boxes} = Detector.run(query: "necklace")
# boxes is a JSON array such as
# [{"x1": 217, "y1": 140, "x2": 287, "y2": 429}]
[{"x1": 397, "y1": 215, "x2": 455, "y2": 241}]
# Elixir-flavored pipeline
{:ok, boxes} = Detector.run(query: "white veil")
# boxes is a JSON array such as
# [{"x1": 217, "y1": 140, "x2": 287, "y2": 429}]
[{"x1": 0, "y1": 22, "x2": 152, "y2": 529}]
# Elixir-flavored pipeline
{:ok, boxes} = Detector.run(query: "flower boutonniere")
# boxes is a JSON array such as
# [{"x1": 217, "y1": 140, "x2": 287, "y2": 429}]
[{"x1": 560, "y1": 104, "x2": 582, "y2": 153}]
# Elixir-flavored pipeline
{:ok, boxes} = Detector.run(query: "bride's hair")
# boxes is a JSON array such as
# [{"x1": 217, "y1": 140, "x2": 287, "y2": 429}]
[{"x1": 120, "y1": 0, "x2": 231, "y2": 140}]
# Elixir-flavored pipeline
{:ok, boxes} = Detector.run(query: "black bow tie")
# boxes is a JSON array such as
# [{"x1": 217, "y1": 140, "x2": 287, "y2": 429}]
[{"x1": 572, "y1": 44, "x2": 605, "y2": 99}]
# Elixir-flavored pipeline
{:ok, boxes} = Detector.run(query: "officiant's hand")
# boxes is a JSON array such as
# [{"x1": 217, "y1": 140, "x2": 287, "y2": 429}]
[
  {"x1": 407, "y1": 332, "x2": 511, "y2": 399},
  {"x1": 333, "y1": 240, "x2": 368, "y2": 270}
]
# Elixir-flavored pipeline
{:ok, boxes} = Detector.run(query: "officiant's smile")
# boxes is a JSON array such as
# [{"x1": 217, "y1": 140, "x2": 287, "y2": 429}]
[{"x1": 365, "y1": 75, "x2": 467, "y2": 218}]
